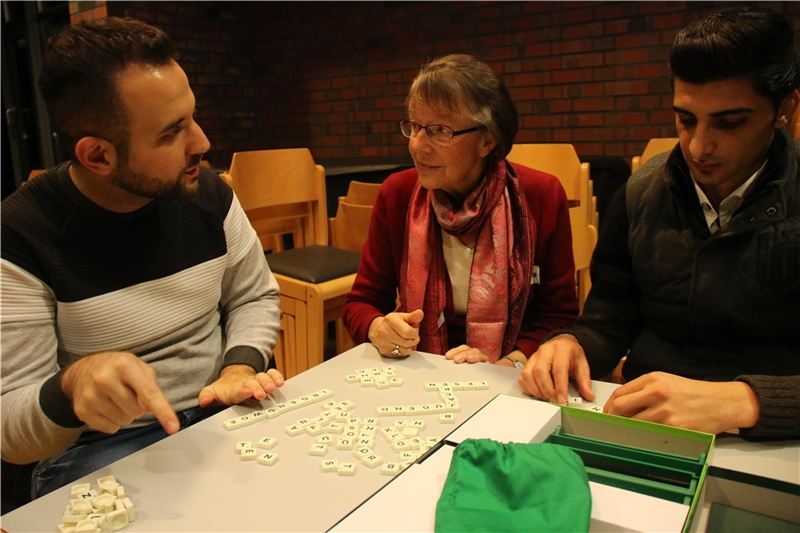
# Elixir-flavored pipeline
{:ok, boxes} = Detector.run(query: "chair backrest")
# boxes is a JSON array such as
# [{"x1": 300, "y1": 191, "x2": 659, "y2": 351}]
[
  {"x1": 344, "y1": 181, "x2": 382, "y2": 207},
  {"x1": 507, "y1": 143, "x2": 596, "y2": 227},
  {"x1": 330, "y1": 199, "x2": 373, "y2": 254},
  {"x1": 508, "y1": 144, "x2": 598, "y2": 309},
  {"x1": 631, "y1": 138, "x2": 679, "y2": 173},
  {"x1": 225, "y1": 148, "x2": 328, "y2": 251},
  {"x1": 569, "y1": 207, "x2": 598, "y2": 271},
  {"x1": 219, "y1": 171, "x2": 233, "y2": 187},
  {"x1": 27, "y1": 169, "x2": 47, "y2": 181}
]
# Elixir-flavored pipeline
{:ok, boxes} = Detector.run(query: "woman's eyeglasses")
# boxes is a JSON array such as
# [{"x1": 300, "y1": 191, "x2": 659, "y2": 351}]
[{"x1": 399, "y1": 119, "x2": 480, "y2": 145}]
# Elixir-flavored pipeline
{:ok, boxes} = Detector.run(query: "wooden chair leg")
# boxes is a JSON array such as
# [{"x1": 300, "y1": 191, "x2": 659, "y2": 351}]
[
  {"x1": 305, "y1": 287, "x2": 326, "y2": 371},
  {"x1": 282, "y1": 314, "x2": 298, "y2": 379},
  {"x1": 273, "y1": 318, "x2": 287, "y2": 377},
  {"x1": 292, "y1": 299, "x2": 309, "y2": 376},
  {"x1": 278, "y1": 295, "x2": 308, "y2": 378},
  {"x1": 576, "y1": 268, "x2": 592, "y2": 314},
  {"x1": 581, "y1": 268, "x2": 592, "y2": 313},
  {"x1": 601, "y1": 356, "x2": 627, "y2": 385},
  {"x1": 335, "y1": 318, "x2": 356, "y2": 355}
]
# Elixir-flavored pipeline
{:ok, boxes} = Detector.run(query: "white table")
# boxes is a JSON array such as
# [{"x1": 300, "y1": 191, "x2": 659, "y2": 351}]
[
  {"x1": 2, "y1": 343, "x2": 797, "y2": 532},
  {"x1": 2, "y1": 344, "x2": 526, "y2": 532},
  {"x1": 711, "y1": 433, "x2": 800, "y2": 486}
]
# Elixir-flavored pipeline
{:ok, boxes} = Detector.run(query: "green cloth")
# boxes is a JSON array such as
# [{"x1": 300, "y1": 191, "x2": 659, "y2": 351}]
[{"x1": 435, "y1": 439, "x2": 592, "y2": 533}]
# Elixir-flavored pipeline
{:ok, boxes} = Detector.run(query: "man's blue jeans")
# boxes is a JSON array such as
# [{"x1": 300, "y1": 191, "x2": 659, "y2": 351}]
[{"x1": 31, "y1": 405, "x2": 226, "y2": 500}]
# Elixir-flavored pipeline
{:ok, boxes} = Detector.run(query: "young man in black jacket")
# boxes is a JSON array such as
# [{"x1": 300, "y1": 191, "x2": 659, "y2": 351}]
[{"x1": 520, "y1": 6, "x2": 800, "y2": 441}]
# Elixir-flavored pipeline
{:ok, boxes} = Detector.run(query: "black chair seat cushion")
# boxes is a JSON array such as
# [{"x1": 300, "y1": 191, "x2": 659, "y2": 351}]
[{"x1": 266, "y1": 245, "x2": 361, "y2": 284}]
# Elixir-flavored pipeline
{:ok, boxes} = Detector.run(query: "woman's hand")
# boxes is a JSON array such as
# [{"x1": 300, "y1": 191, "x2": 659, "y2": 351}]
[
  {"x1": 445, "y1": 345, "x2": 491, "y2": 364},
  {"x1": 368, "y1": 309, "x2": 424, "y2": 358},
  {"x1": 445, "y1": 347, "x2": 527, "y2": 367}
]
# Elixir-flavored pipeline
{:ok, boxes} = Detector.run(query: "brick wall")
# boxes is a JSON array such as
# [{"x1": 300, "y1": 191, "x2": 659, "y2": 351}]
[
  {"x1": 107, "y1": 1, "x2": 800, "y2": 168},
  {"x1": 69, "y1": 1, "x2": 107, "y2": 24},
  {"x1": 107, "y1": 2, "x2": 259, "y2": 169}
]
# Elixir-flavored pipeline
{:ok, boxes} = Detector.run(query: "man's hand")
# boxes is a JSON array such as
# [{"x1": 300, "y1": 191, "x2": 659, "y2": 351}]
[
  {"x1": 61, "y1": 351, "x2": 179, "y2": 436},
  {"x1": 368, "y1": 309, "x2": 424, "y2": 358},
  {"x1": 604, "y1": 372, "x2": 760, "y2": 434},
  {"x1": 198, "y1": 365, "x2": 285, "y2": 408},
  {"x1": 517, "y1": 336, "x2": 595, "y2": 405}
]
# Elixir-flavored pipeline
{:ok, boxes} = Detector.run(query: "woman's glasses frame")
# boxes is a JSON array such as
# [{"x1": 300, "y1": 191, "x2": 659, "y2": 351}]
[{"x1": 399, "y1": 119, "x2": 479, "y2": 145}]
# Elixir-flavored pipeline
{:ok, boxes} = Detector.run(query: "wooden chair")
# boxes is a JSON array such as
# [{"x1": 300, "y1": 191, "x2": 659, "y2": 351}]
[
  {"x1": 26, "y1": 169, "x2": 47, "y2": 182},
  {"x1": 330, "y1": 200, "x2": 373, "y2": 254},
  {"x1": 343, "y1": 180, "x2": 382, "y2": 206},
  {"x1": 329, "y1": 179, "x2": 381, "y2": 254},
  {"x1": 329, "y1": 180, "x2": 381, "y2": 250},
  {"x1": 222, "y1": 148, "x2": 361, "y2": 378},
  {"x1": 631, "y1": 138, "x2": 679, "y2": 173},
  {"x1": 507, "y1": 144, "x2": 599, "y2": 312},
  {"x1": 326, "y1": 199, "x2": 374, "y2": 356},
  {"x1": 328, "y1": 182, "x2": 382, "y2": 355},
  {"x1": 219, "y1": 170, "x2": 233, "y2": 188}
]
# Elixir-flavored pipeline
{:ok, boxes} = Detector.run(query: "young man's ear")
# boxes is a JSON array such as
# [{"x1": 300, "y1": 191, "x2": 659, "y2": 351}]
[
  {"x1": 73, "y1": 136, "x2": 118, "y2": 176},
  {"x1": 775, "y1": 89, "x2": 800, "y2": 130}
]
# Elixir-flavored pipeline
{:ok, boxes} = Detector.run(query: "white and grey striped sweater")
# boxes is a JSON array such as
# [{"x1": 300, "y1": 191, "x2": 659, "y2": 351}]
[{"x1": 1, "y1": 164, "x2": 281, "y2": 464}]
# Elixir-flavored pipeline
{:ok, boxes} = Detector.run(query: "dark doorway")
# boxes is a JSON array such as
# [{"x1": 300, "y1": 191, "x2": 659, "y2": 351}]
[{"x1": 2, "y1": 1, "x2": 69, "y2": 199}]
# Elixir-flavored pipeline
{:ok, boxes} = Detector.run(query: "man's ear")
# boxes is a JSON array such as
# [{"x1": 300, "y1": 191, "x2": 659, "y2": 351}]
[
  {"x1": 73, "y1": 136, "x2": 118, "y2": 176},
  {"x1": 775, "y1": 89, "x2": 800, "y2": 130}
]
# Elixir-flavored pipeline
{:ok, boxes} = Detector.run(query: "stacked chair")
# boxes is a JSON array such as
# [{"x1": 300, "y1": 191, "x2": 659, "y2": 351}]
[
  {"x1": 327, "y1": 180, "x2": 384, "y2": 353},
  {"x1": 329, "y1": 181, "x2": 382, "y2": 254},
  {"x1": 507, "y1": 144, "x2": 599, "y2": 313},
  {"x1": 221, "y1": 148, "x2": 361, "y2": 378},
  {"x1": 630, "y1": 138, "x2": 679, "y2": 173}
]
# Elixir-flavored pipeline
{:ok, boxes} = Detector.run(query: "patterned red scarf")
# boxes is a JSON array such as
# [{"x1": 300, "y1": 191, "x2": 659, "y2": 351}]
[{"x1": 400, "y1": 157, "x2": 534, "y2": 361}]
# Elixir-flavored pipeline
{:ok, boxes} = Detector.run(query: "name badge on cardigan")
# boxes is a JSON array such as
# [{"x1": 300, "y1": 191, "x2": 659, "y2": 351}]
[{"x1": 531, "y1": 266, "x2": 541, "y2": 285}]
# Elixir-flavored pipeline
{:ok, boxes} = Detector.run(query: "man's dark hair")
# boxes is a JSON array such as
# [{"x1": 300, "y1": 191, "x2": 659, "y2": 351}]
[
  {"x1": 38, "y1": 17, "x2": 176, "y2": 162},
  {"x1": 670, "y1": 6, "x2": 800, "y2": 112}
]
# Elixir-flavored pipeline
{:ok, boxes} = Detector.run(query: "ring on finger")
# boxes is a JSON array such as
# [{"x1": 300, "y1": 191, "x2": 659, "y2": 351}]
[{"x1": 391, "y1": 344, "x2": 402, "y2": 357}]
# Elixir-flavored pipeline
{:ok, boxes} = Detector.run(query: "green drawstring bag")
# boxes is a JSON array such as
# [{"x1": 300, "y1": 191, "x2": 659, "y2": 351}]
[{"x1": 435, "y1": 439, "x2": 592, "y2": 533}]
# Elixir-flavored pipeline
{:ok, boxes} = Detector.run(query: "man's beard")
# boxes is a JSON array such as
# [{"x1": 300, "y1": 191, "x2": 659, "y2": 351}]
[{"x1": 110, "y1": 154, "x2": 202, "y2": 201}]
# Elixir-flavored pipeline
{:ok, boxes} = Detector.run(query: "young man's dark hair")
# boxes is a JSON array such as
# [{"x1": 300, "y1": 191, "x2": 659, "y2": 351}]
[
  {"x1": 670, "y1": 6, "x2": 800, "y2": 112},
  {"x1": 38, "y1": 17, "x2": 176, "y2": 161}
]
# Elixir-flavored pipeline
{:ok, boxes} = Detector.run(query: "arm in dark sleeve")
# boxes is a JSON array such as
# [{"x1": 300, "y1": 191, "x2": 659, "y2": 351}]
[
  {"x1": 514, "y1": 180, "x2": 579, "y2": 356},
  {"x1": 736, "y1": 375, "x2": 800, "y2": 440},
  {"x1": 549, "y1": 186, "x2": 644, "y2": 378}
]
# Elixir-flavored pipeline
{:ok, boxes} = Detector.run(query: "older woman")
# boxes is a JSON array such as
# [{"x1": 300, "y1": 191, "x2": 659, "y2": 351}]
[{"x1": 343, "y1": 54, "x2": 578, "y2": 368}]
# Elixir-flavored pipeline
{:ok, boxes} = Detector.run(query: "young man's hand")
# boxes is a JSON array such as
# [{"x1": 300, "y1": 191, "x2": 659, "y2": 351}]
[
  {"x1": 604, "y1": 372, "x2": 759, "y2": 434},
  {"x1": 517, "y1": 336, "x2": 595, "y2": 405}
]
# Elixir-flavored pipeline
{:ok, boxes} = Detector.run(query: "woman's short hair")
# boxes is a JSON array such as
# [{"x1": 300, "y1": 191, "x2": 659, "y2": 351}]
[
  {"x1": 405, "y1": 54, "x2": 518, "y2": 159},
  {"x1": 670, "y1": 6, "x2": 800, "y2": 112}
]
